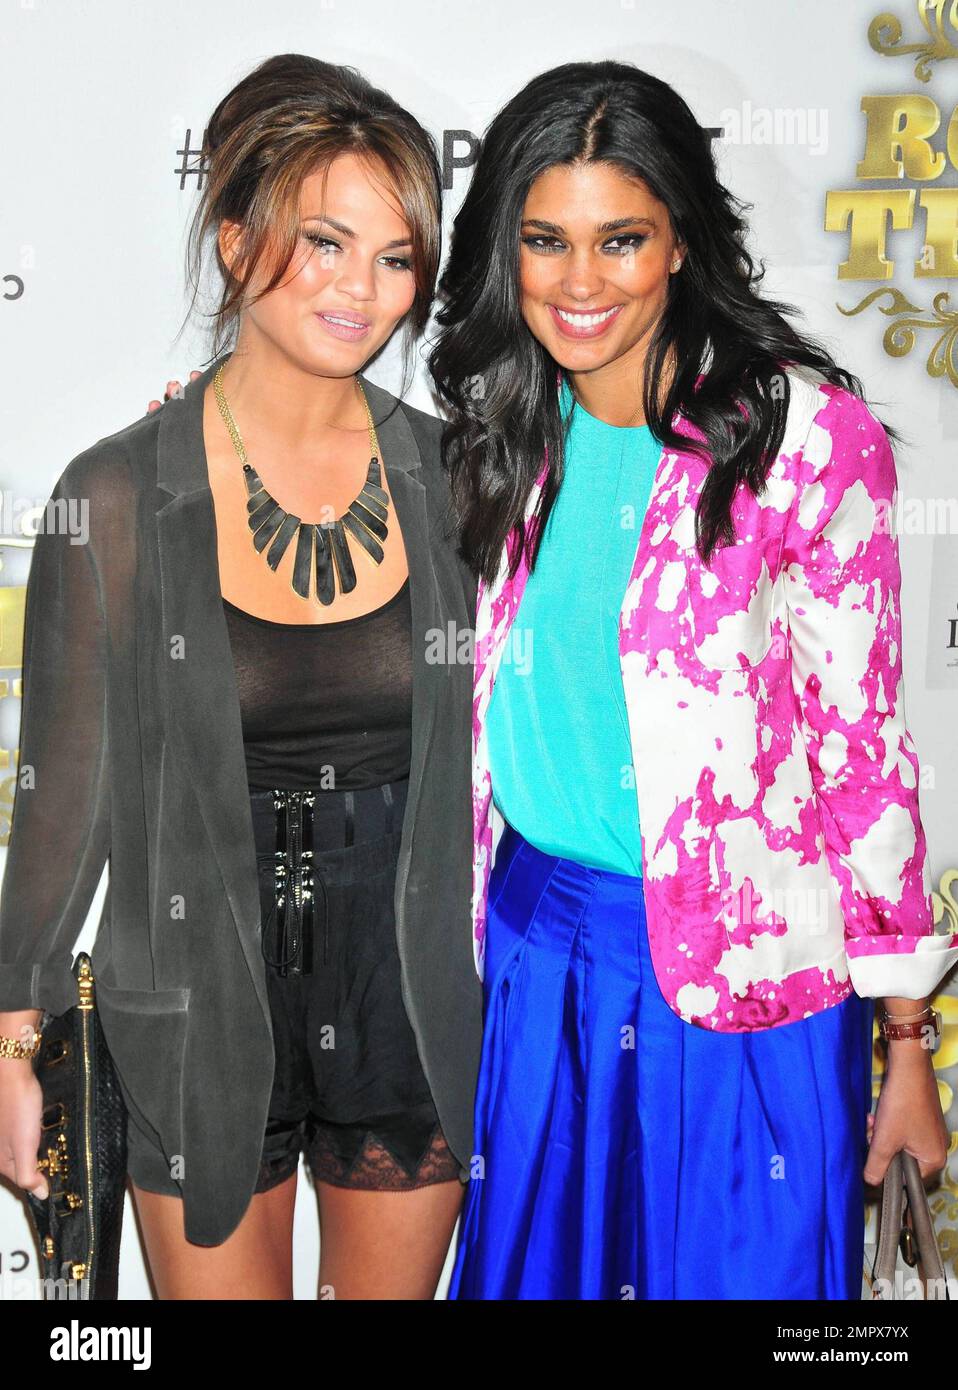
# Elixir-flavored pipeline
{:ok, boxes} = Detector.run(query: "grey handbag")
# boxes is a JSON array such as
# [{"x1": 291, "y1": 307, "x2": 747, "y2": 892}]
[{"x1": 868, "y1": 1150, "x2": 952, "y2": 1300}]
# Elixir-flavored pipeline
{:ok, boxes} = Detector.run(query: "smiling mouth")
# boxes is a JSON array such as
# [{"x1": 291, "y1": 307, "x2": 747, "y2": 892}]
[
  {"x1": 548, "y1": 304, "x2": 624, "y2": 338},
  {"x1": 314, "y1": 310, "x2": 371, "y2": 340},
  {"x1": 322, "y1": 312, "x2": 369, "y2": 326}
]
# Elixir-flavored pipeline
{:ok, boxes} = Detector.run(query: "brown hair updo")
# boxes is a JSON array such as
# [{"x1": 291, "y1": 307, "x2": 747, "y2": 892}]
[{"x1": 180, "y1": 53, "x2": 442, "y2": 366}]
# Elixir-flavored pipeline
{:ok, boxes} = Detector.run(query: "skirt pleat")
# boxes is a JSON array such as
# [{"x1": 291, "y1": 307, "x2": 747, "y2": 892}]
[{"x1": 449, "y1": 824, "x2": 874, "y2": 1301}]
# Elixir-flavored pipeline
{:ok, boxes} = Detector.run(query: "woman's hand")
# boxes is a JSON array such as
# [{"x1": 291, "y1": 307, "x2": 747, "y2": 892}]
[
  {"x1": 0, "y1": 1060, "x2": 48, "y2": 1200},
  {"x1": 863, "y1": 1038, "x2": 949, "y2": 1187},
  {"x1": 146, "y1": 369, "x2": 202, "y2": 414}
]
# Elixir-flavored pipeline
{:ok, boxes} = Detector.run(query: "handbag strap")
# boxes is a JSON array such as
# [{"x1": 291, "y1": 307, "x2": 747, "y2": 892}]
[{"x1": 871, "y1": 1149, "x2": 951, "y2": 1300}]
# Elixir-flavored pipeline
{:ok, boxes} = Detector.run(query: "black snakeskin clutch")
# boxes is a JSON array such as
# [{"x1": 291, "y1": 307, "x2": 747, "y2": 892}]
[{"x1": 23, "y1": 951, "x2": 127, "y2": 1300}]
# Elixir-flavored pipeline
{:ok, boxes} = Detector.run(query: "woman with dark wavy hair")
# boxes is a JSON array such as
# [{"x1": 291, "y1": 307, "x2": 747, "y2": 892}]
[{"x1": 429, "y1": 59, "x2": 957, "y2": 1300}]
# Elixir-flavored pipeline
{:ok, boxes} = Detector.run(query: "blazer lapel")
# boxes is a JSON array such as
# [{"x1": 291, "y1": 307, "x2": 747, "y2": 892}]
[
  {"x1": 153, "y1": 354, "x2": 432, "y2": 1032},
  {"x1": 154, "y1": 351, "x2": 270, "y2": 1030}
]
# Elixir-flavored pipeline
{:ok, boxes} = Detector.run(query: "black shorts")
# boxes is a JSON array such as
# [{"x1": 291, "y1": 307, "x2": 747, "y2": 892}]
[{"x1": 126, "y1": 777, "x2": 461, "y2": 1199}]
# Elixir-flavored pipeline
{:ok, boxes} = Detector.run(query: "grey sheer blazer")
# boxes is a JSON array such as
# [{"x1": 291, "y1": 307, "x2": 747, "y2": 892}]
[{"x1": 0, "y1": 351, "x2": 482, "y2": 1245}]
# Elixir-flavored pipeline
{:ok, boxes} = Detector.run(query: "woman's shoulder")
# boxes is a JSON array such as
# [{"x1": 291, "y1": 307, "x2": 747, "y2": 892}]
[
  {"x1": 357, "y1": 375, "x2": 450, "y2": 498},
  {"x1": 359, "y1": 376, "x2": 443, "y2": 449},
  {"x1": 358, "y1": 376, "x2": 473, "y2": 598},
  {"x1": 780, "y1": 363, "x2": 887, "y2": 447},
  {"x1": 776, "y1": 364, "x2": 898, "y2": 525},
  {"x1": 396, "y1": 391, "x2": 445, "y2": 446},
  {"x1": 46, "y1": 404, "x2": 163, "y2": 517},
  {"x1": 400, "y1": 399, "x2": 445, "y2": 463}
]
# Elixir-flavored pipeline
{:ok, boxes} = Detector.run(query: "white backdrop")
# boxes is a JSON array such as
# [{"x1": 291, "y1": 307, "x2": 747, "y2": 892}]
[{"x1": 2, "y1": 0, "x2": 957, "y2": 1300}]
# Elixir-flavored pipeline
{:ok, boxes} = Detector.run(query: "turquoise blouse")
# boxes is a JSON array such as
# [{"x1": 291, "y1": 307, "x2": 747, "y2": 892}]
[{"x1": 485, "y1": 380, "x2": 663, "y2": 877}]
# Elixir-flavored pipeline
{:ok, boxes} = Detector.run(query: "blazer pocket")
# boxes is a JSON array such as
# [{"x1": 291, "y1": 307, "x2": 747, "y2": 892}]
[
  {"x1": 683, "y1": 548, "x2": 778, "y2": 670},
  {"x1": 94, "y1": 982, "x2": 190, "y2": 1159}
]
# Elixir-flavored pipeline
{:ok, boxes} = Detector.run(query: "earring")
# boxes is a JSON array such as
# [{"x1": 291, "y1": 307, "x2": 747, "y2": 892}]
[{"x1": 671, "y1": 257, "x2": 683, "y2": 272}]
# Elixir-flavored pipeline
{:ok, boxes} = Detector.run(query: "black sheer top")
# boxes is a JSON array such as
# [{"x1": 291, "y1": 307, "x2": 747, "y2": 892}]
[{"x1": 221, "y1": 577, "x2": 413, "y2": 791}]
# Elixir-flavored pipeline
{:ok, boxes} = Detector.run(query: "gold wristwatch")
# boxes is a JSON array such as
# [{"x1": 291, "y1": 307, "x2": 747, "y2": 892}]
[{"x1": 0, "y1": 1029, "x2": 43, "y2": 1060}]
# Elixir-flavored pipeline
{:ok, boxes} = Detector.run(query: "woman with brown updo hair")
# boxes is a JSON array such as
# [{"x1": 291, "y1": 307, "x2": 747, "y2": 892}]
[{"x1": 0, "y1": 53, "x2": 480, "y2": 1299}]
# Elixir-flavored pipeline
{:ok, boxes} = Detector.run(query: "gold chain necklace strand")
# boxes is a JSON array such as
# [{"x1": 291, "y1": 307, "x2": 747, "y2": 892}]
[{"x1": 212, "y1": 364, "x2": 389, "y2": 604}]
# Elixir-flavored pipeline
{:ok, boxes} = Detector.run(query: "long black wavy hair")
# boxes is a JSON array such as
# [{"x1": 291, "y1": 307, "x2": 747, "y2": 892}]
[{"x1": 428, "y1": 60, "x2": 868, "y2": 585}]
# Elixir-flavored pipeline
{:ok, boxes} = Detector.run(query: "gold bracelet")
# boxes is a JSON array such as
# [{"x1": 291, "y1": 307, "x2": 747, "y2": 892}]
[
  {"x1": 0, "y1": 1030, "x2": 42, "y2": 1060},
  {"x1": 881, "y1": 1005, "x2": 933, "y2": 1022}
]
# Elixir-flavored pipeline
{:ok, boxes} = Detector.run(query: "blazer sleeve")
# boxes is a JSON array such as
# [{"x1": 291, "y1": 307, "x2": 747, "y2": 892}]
[
  {"x1": 0, "y1": 457, "x2": 111, "y2": 1015},
  {"x1": 781, "y1": 389, "x2": 958, "y2": 1001}
]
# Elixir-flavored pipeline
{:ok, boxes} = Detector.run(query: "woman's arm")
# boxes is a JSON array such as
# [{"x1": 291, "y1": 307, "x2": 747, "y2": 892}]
[
  {"x1": 781, "y1": 388, "x2": 958, "y2": 1001},
  {"x1": 0, "y1": 1008, "x2": 42, "y2": 1036},
  {"x1": 865, "y1": 992, "x2": 949, "y2": 1185},
  {"x1": 0, "y1": 456, "x2": 111, "y2": 1015},
  {"x1": 0, "y1": 453, "x2": 113, "y2": 1202},
  {"x1": 781, "y1": 387, "x2": 956, "y2": 1183}
]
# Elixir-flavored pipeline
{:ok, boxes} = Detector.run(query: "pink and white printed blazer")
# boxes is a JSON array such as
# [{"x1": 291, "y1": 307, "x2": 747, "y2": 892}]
[{"x1": 470, "y1": 368, "x2": 958, "y2": 1032}]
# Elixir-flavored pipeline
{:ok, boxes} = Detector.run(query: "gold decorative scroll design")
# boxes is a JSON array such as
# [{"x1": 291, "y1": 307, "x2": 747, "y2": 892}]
[
  {"x1": 838, "y1": 287, "x2": 958, "y2": 387},
  {"x1": 869, "y1": 0, "x2": 958, "y2": 81}
]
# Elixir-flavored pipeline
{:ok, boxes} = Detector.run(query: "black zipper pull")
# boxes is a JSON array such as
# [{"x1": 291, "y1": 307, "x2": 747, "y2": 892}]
[
  {"x1": 261, "y1": 788, "x2": 321, "y2": 976},
  {"x1": 262, "y1": 790, "x2": 292, "y2": 975},
  {"x1": 300, "y1": 793, "x2": 315, "y2": 973},
  {"x1": 288, "y1": 792, "x2": 302, "y2": 971}
]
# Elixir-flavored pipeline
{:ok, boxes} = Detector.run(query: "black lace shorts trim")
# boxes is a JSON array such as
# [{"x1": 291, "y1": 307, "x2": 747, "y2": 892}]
[{"x1": 254, "y1": 1114, "x2": 462, "y2": 1193}]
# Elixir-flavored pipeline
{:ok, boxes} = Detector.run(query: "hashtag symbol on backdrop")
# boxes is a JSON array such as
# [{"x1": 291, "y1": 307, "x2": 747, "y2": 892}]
[{"x1": 174, "y1": 130, "x2": 209, "y2": 190}]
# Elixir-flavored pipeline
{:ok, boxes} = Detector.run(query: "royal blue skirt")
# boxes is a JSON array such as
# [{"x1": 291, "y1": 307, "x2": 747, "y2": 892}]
[{"x1": 448, "y1": 823, "x2": 875, "y2": 1300}]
